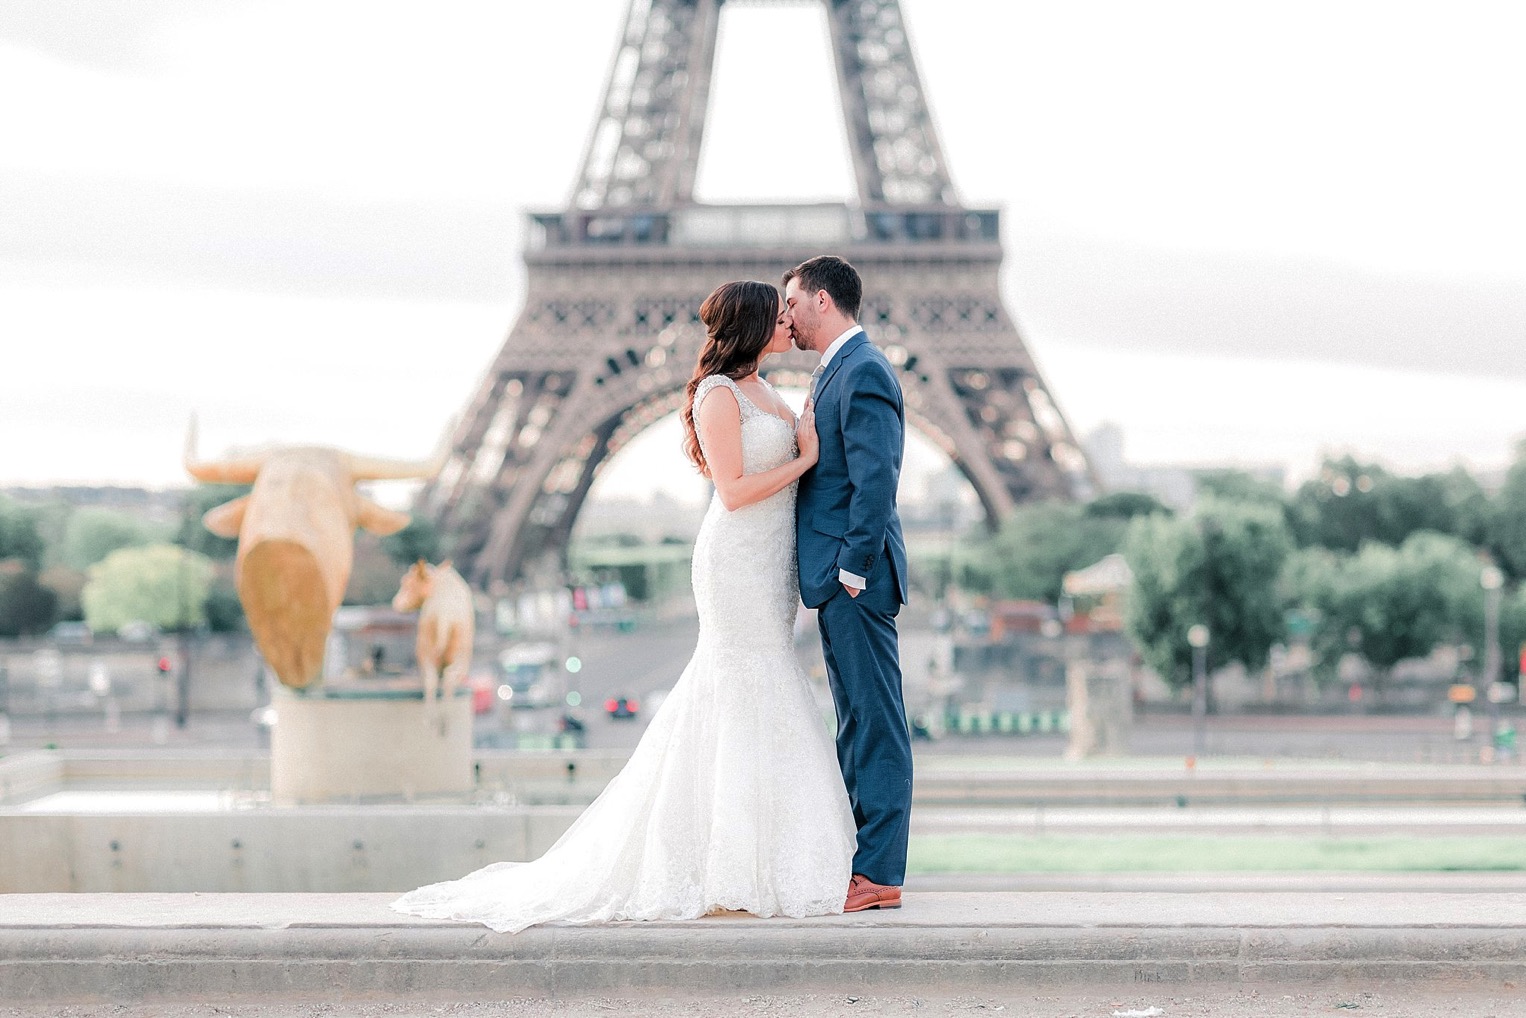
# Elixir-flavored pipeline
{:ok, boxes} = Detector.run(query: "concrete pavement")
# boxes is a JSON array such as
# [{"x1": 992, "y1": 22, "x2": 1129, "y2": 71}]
[
  {"x1": 9, "y1": 990, "x2": 1526, "y2": 1017},
  {"x1": 4, "y1": 891, "x2": 1526, "y2": 1004},
  {"x1": 913, "y1": 802, "x2": 1526, "y2": 835},
  {"x1": 908, "y1": 871, "x2": 1526, "y2": 892}
]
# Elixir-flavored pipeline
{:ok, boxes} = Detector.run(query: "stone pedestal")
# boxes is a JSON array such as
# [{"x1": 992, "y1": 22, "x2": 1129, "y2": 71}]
[
  {"x1": 1064, "y1": 656, "x2": 1134, "y2": 760},
  {"x1": 270, "y1": 686, "x2": 473, "y2": 805}
]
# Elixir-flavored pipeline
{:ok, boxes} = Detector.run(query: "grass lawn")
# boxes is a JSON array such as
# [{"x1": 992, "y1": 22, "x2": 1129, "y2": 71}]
[{"x1": 908, "y1": 834, "x2": 1526, "y2": 873}]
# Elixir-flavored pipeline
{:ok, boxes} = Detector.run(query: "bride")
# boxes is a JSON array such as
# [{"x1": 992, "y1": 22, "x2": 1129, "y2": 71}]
[{"x1": 391, "y1": 280, "x2": 856, "y2": 933}]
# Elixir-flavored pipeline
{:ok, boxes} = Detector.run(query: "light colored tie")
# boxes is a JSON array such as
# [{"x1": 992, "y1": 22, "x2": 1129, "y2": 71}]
[{"x1": 809, "y1": 362, "x2": 825, "y2": 398}]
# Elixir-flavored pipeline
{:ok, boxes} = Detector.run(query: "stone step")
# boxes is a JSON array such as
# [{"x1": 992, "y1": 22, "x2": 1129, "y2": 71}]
[{"x1": 2, "y1": 891, "x2": 1523, "y2": 1004}]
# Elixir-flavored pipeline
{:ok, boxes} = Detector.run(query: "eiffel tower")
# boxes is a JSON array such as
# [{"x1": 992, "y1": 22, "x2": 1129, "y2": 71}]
[{"x1": 427, "y1": 0, "x2": 1092, "y2": 590}]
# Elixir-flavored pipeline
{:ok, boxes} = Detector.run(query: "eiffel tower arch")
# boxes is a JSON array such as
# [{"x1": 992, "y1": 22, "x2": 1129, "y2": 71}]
[{"x1": 427, "y1": 0, "x2": 1093, "y2": 591}]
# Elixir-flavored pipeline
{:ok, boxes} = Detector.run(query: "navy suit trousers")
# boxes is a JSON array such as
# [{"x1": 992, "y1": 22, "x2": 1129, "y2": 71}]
[{"x1": 817, "y1": 586, "x2": 913, "y2": 886}]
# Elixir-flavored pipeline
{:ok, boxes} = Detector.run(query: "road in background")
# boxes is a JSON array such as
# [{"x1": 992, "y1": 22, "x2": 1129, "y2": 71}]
[{"x1": 0, "y1": 613, "x2": 1494, "y2": 764}]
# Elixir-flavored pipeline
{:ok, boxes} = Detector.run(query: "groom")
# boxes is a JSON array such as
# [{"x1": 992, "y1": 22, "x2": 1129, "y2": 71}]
[{"x1": 784, "y1": 255, "x2": 912, "y2": 913}]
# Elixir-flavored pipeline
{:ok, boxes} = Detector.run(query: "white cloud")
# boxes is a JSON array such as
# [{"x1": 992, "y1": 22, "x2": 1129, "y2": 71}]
[
  {"x1": 920, "y1": 0, "x2": 1526, "y2": 275},
  {"x1": 2, "y1": 0, "x2": 1524, "y2": 496},
  {"x1": 0, "y1": 281, "x2": 506, "y2": 486},
  {"x1": 1036, "y1": 335, "x2": 1526, "y2": 480}
]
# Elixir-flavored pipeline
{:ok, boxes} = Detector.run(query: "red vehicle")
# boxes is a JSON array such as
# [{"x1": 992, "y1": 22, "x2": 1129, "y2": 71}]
[
  {"x1": 466, "y1": 672, "x2": 496, "y2": 715},
  {"x1": 605, "y1": 695, "x2": 640, "y2": 719}
]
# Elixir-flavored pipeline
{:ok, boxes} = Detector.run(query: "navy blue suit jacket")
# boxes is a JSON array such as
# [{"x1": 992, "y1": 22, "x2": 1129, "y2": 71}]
[{"x1": 795, "y1": 331, "x2": 909, "y2": 612}]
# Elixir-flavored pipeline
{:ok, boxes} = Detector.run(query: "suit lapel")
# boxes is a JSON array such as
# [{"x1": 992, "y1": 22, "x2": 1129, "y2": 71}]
[{"x1": 814, "y1": 331, "x2": 868, "y2": 401}]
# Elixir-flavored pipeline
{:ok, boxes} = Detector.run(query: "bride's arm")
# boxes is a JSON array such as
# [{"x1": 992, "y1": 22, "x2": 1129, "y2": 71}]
[{"x1": 698, "y1": 388, "x2": 818, "y2": 511}]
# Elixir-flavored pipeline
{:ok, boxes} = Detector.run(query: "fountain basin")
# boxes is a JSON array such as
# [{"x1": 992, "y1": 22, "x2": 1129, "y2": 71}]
[{"x1": 0, "y1": 747, "x2": 626, "y2": 893}]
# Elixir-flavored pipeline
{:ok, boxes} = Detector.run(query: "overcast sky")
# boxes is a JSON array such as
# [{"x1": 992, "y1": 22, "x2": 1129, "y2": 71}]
[{"x1": 2, "y1": 1, "x2": 1523, "y2": 507}]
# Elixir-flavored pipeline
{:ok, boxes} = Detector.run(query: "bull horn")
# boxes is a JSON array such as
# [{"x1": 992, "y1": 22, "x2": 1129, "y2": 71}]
[
  {"x1": 347, "y1": 439, "x2": 450, "y2": 482},
  {"x1": 184, "y1": 415, "x2": 266, "y2": 484}
]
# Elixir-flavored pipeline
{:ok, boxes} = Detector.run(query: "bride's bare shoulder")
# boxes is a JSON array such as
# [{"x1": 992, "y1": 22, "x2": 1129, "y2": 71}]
[{"x1": 694, "y1": 375, "x2": 740, "y2": 410}]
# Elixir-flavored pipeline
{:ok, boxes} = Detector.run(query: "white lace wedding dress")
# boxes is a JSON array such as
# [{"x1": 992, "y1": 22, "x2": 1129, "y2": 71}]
[{"x1": 391, "y1": 374, "x2": 856, "y2": 933}]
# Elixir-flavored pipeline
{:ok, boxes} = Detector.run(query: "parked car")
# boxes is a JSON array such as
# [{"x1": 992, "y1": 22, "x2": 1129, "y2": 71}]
[
  {"x1": 465, "y1": 671, "x2": 497, "y2": 715},
  {"x1": 47, "y1": 621, "x2": 92, "y2": 645},
  {"x1": 605, "y1": 695, "x2": 640, "y2": 719},
  {"x1": 116, "y1": 620, "x2": 160, "y2": 643},
  {"x1": 497, "y1": 643, "x2": 559, "y2": 709}
]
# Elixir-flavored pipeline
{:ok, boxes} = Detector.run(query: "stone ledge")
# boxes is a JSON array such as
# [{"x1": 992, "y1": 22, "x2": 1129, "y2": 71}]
[{"x1": 2, "y1": 892, "x2": 1525, "y2": 1003}]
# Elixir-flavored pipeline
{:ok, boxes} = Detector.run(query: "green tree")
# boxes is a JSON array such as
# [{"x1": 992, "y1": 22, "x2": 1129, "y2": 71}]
[
  {"x1": 1355, "y1": 534, "x2": 1481, "y2": 678},
  {"x1": 0, "y1": 562, "x2": 57, "y2": 637},
  {"x1": 81, "y1": 544, "x2": 214, "y2": 633},
  {"x1": 1290, "y1": 456, "x2": 1491, "y2": 553},
  {"x1": 174, "y1": 485, "x2": 249, "y2": 560},
  {"x1": 0, "y1": 496, "x2": 45, "y2": 571},
  {"x1": 0, "y1": 497, "x2": 56, "y2": 635},
  {"x1": 1426, "y1": 467, "x2": 1492, "y2": 548},
  {"x1": 38, "y1": 567, "x2": 87, "y2": 623},
  {"x1": 1194, "y1": 469, "x2": 1287, "y2": 508},
  {"x1": 1288, "y1": 532, "x2": 1484, "y2": 697},
  {"x1": 1278, "y1": 545, "x2": 1344, "y2": 684},
  {"x1": 1124, "y1": 497, "x2": 1292, "y2": 690},
  {"x1": 201, "y1": 562, "x2": 245, "y2": 633},
  {"x1": 957, "y1": 502, "x2": 1128, "y2": 604},
  {"x1": 1084, "y1": 491, "x2": 1173, "y2": 521},
  {"x1": 1491, "y1": 441, "x2": 1526, "y2": 582},
  {"x1": 60, "y1": 508, "x2": 166, "y2": 571},
  {"x1": 168, "y1": 487, "x2": 250, "y2": 631},
  {"x1": 345, "y1": 533, "x2": 407, "y2": 606},
  {"x1": 382, "y1": 516, "x2": 442, "y2": 566},
  {"x1": 1499, "y1": 585, "x2": 1526, "y2": 685},
  {"x1": 28, "y1": 499, "x2": 72, "y2": 569}
]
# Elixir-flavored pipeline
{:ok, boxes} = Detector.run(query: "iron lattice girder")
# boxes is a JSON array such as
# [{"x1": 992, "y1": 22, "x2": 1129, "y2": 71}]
[
  {"x1": 430, "y1": 0, "x2": 1094, "y2": 587},
  {"x1": 428, "y1": 239, "x2": 1090, "y2": 590},
  {"x1": 573, "y1": 0, "x2": 720, "y2": 209},
  {"x1": 828, "y1": 0, "x2": 955, "y2": 205},
  {"x1": 573, "y1": 0, "x2": 955, "y2": 211}
]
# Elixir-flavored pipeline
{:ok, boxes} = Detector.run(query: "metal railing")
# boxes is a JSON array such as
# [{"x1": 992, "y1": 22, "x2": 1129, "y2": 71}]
[{"x1": 527, "y1": 203, "x2": 1001, "y2": 250}]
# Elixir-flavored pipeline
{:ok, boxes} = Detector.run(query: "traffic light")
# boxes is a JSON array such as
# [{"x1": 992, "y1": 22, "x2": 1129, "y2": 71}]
[{"x1": 156, "y1": 657, "x2": 172, "y2": 675}]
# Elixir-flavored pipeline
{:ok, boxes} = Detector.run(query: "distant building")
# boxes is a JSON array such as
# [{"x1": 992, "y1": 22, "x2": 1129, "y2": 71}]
[
  {"x1": 1062, "y1": 553, "x2": 1133, "y2": 632},
  {"x1": 0, "y1": 485, "x2": 186, "y2": 523},
  {"x1": 1083, "y1": 423, "x2": 1285, "y2": 511},
  {"x1": 901, "y1": 464, "x2": 984, "y2": 534},
  {"x1": 572, "y1": 491, "x2": 707, "y2": 544}
]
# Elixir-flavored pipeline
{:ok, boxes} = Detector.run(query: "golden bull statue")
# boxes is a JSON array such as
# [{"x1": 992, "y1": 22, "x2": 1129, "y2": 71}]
[
  {"x1": 185, "y1": 423, "x2": 442, "y2": 689},
  {"x1": 392, "y1": 559, "x2": 475, "y2": 722}
]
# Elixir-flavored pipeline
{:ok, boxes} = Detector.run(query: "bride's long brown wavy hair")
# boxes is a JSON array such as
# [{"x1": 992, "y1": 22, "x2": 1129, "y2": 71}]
[{"x1": 681, "y1": 280, "x2": 779, "y2": 477}]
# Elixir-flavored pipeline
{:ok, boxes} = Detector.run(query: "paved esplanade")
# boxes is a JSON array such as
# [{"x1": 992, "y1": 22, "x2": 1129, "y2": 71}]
[{"x1": 4, "y1": 891, "x2": 1526, "y2": 1005}]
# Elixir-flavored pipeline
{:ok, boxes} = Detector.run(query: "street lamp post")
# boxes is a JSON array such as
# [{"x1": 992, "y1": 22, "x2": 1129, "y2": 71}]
[
  {"x1": 176, "y1": 551, "x2": 193, "y2": 729},
  {"x1": 1188, "y1": 624, "x2": 1210, "y2": 757},
  {"x1": 1481, "y1": 564, "x2": 1505, "y2": 747},
  {"x1": 0, "y1": 661, "x2": 9, "y2": 747}
]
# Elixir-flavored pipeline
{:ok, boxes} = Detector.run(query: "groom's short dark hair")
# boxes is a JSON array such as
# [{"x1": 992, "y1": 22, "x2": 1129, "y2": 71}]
[{"x1": 783, "y1": 255, "x2": 862, "y2": 320}]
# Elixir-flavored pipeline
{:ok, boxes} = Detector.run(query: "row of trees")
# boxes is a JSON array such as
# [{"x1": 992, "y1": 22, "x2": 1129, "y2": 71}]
[
  {"x1": 5, "y1": 440, "x2": 1523, "y2": 686},
  {"x1": 957, "y1": 444, "x2": 1526, "y2": 691},
  {"x1": 0, "y1": 492, "x2": 229, "y2": 638},
  {"x1": 0, "y1": 487, "x2": 440, "y2": 638}
]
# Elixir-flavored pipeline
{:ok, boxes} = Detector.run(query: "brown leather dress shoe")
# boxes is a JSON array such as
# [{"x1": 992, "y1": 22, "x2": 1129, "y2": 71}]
[{"x1": 843, "y1": 873, "x2": 902, "y2": 912}]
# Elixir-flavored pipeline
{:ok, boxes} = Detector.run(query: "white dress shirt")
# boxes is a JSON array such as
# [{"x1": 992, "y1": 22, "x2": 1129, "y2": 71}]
[
  {"x1": 814, "y1": 324, "x2": 868, "y2": 592},
  {"x1": 817, "y1": 324, "x2": 864, "y2": 373}
]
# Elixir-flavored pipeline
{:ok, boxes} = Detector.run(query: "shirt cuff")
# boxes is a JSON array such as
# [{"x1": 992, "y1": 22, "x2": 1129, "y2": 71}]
[{"x1": 838, "y1": 569, "x2": 866, "y2": 590}]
